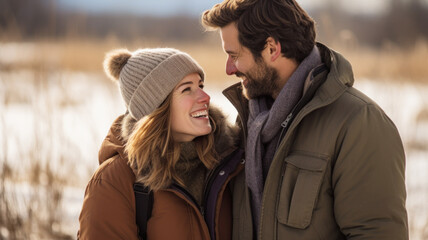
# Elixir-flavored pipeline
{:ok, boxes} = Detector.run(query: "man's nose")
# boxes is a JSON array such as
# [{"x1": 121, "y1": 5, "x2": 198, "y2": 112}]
[{"x1": 226, "y1": 56, "x2": 238, "y2": 75}]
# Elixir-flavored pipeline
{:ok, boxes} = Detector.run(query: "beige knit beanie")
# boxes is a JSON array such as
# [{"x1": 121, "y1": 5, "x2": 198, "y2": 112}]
[{"x1": 104, "y1": 48, "x2": 205, "y2": 120}]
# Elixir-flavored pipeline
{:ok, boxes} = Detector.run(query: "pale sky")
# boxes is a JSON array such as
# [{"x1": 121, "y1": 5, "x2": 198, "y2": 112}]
[
  {"x1": 298, "y1": 0, "x2": 390, "y2": 14},
  {"x1": 56, "y1": 0, "x2": 427, "y2": 16}
]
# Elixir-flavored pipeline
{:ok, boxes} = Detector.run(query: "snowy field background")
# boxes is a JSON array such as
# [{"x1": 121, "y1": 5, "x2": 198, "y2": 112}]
[{"x1": 1, "y1": 47, "x2": 427, "y2": 239}]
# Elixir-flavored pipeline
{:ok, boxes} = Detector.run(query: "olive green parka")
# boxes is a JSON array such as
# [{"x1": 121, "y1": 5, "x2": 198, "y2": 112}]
[{"x1": 225, "y1": 43, "x2": 408, "y2": 240}]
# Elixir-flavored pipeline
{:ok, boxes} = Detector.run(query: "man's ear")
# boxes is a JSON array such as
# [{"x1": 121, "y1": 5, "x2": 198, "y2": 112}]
[{"x1": 266, "y1": 37, "x2": 281, "y2": 62}]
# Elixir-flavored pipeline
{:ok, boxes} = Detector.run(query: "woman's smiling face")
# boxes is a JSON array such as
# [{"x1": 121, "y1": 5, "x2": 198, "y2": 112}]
[{"x1": 170, "y1": 72, "x2": 211, "y2": 142}]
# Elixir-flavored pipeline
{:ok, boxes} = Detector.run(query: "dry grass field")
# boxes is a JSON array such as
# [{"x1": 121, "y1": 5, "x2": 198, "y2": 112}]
[{"x1": 2, "y1": 37, "x2": 427, "y2": 83}]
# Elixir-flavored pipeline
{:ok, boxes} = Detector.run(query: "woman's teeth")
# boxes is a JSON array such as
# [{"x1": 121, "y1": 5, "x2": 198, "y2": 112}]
[{"x1": 191, "y1": 110, "x2": 208, "y2": 118}]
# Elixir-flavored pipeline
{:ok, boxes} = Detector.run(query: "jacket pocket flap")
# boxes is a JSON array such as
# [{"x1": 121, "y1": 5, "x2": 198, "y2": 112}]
[{"x1": 284, "y1": 154, "x2": 327, "y2": 172}]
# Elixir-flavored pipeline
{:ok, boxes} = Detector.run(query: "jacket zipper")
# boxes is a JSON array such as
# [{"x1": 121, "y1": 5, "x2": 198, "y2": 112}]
[
  {"x1": 276, "y1": 113, "x2": 293, "y2": 150},
  {"x1": 275, "y1": 64, "x2": 329, "y2": 152},
  {"x1": 171, "y1": 152, "x2": 235, "y2": 217},
  {"x1": 170, "y1": 183, "x2": 206, "y2": 217}
]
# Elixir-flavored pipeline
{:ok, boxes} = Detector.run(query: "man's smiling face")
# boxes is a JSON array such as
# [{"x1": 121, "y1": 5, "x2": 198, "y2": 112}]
[{"x1": 220, "y1": 23, "x2": 279, "y2": 99}]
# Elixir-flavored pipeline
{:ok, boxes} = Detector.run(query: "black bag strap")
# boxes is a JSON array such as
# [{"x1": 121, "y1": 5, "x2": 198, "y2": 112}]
[{"x1": 133, "y1": 183, "x2": 153, "y2": 240}]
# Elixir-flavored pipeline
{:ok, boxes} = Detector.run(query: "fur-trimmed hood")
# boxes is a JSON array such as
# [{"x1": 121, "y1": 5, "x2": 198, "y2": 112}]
[{"x1": 98, "y1": 105, "x2": 240, "y2": 168}]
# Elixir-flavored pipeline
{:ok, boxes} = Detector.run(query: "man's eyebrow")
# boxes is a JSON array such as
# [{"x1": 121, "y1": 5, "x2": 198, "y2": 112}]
[{"x1": 226, "y1": 50, "x2": 237, "y2": 55}]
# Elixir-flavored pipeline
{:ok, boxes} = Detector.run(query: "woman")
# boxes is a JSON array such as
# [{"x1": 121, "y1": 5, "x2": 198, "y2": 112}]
[{"x1": 77, "y1": 48, "x2": 243, "y2": 240}]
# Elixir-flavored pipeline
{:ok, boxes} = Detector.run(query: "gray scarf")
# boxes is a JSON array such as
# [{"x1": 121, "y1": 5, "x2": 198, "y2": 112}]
[{"x1": 246, "y1": 46, "x2": 321, "y2": 231}]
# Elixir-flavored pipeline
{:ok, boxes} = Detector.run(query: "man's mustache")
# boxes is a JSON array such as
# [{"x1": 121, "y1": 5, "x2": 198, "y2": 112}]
[{"x1": 235, "y1": 72, "x2": 244, "y2": 77}]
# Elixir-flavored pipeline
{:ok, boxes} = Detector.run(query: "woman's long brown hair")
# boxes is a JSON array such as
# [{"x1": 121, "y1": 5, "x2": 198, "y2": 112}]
[{"x1": 126, "y1": 93, "x2": 217, "y2": 190}]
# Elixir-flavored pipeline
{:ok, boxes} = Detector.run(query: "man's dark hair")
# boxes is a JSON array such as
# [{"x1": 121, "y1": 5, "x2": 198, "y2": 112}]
[{"x1": 202, "y1": 0, "x2": 316, "y2": 63}]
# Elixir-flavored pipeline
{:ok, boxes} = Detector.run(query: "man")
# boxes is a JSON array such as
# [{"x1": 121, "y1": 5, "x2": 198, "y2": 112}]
[{"x1": 202, "y1": 0, "x2": 408, "y2": 239}]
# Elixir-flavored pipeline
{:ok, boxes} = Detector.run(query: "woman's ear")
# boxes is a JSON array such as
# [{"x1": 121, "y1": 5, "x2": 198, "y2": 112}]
[{"x1": 266, "y1": 37, "x2": 282, "y2": 62}]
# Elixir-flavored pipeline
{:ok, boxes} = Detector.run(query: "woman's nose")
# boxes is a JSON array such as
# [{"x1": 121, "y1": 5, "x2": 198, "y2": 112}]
[
  {"x1": 226, "y1": 56, "x2": 238, "y2": 75},
  {"x1": 197, "y1": 89, "x2": 210, "y2": 104}
]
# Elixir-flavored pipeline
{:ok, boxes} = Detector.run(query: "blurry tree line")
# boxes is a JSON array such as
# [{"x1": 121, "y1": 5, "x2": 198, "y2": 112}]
[
  {"x1": 0, "y1": 0, "x2": 428, "y2": 47},
  {"x1": 0, "y1": 0, "x2": 207, "y2": 42},
  {"x1": 313, "y1": 0, "x2": 428, "y2": 47}
]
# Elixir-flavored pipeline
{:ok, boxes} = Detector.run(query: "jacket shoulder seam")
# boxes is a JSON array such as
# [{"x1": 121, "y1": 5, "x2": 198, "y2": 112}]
[
  {"x1": 90, "y1": 157, "x2": 133, "y2": 204},
  {"x1": 88, "y1": 176, "x2": 132, "y2": 207},
  {"x1": 342, "y1": 88, "x2": 375, "y2": 106}
]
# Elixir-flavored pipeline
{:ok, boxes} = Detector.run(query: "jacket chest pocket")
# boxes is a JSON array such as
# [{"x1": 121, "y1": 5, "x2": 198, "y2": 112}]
[{"x1": 277, "y1": 154, "x2": 328, "y2": 229}]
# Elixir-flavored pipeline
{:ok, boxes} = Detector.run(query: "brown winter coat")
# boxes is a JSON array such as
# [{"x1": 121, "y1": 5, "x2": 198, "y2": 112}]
[
  {"x1": 225, "y1": 43, "x2": 408, "y2": 240},
  {"x1": 78, "y1": 107, "x2": 243, "y2": 240}
]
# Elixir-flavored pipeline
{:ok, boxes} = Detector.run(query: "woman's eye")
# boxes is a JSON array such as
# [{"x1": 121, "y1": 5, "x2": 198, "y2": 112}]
[
  {"x1": 199, "y1": 84, "x2": 204, "y2": 89},
  {"x1": 182, "y1": 87, "x2": 191, "y2": 93}
]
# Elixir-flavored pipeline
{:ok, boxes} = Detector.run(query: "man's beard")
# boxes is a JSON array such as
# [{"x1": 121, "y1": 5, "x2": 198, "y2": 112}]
[{"x1": 237, "y1": 58, "x2": 279, "y2": 100}]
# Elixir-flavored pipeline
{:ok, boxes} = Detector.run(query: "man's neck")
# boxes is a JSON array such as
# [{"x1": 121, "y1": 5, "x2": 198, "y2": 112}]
[{"x1": 271, "y1": 58, "x2": 299, "y2": 99}]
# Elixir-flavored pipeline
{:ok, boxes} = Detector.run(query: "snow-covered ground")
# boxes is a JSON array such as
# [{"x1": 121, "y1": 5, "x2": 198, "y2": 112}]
[{"x1": 1, "y1": 70, "x2": 427, "y2": 238}]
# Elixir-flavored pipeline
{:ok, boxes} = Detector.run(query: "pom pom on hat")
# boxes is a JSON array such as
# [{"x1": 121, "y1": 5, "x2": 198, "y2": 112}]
[{"x1": 103, "y1": 49, "x2": 132, "y2": 81}]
